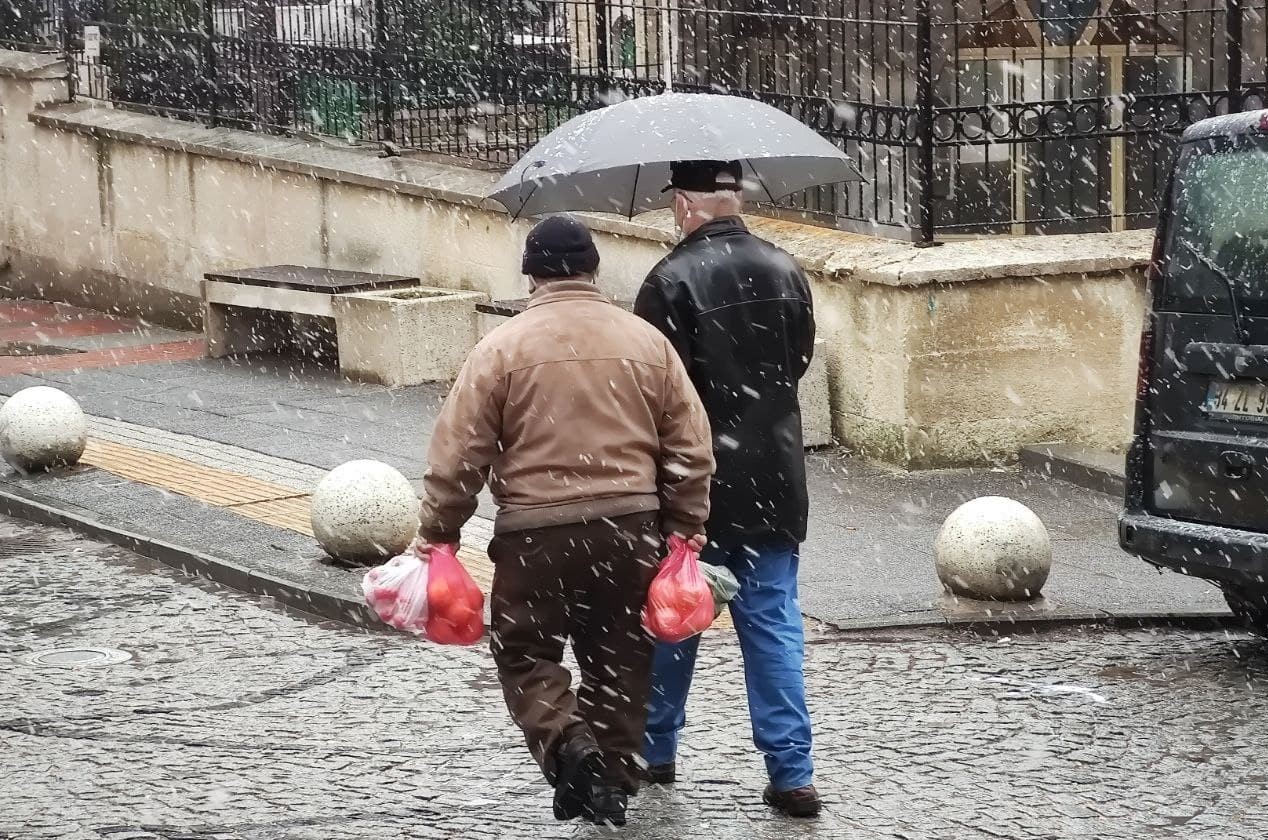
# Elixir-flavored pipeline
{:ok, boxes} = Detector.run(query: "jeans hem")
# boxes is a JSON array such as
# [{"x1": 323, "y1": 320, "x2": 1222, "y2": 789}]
[
  {"x1": 769, "y1": 773, "x2": 815, "y2": 792},
  {"x1": 642, "y1": 742, "x2": 677, "y2": 766}
]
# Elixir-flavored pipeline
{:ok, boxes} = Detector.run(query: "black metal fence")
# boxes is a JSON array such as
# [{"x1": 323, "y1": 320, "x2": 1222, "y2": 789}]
[
  {"x1": 4, "y1": 0, "x2": 1266, "y2": 241},
  {"x1": 0, "y1": 0, "x2": 63, "y2": 50}
]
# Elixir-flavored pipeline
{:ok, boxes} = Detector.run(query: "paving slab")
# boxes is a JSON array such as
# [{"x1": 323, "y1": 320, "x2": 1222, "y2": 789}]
[{"x1": 800, "y1": 456, "x2": 1225, "y2": 626}]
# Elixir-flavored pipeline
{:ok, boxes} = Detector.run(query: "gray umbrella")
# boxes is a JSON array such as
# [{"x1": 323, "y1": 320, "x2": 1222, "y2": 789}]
[{"x1": 487, "y1": 93, "x2": 862, "y2": 219}]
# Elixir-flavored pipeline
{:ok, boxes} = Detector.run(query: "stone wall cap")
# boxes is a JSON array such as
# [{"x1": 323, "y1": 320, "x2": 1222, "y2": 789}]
[
  {"x1": 833, "y1": 230, "x2": 1154, "y2": 286},
  {"x1": 335, "y1": 287, "x2": 489, "y2": 302},
  {"x1": 30, "y1": 103, "x2": 680, "y2": 244},
  {"x1": 0, "y1": 48, "x2": 67, "y2": 80},
  {"x1": 29, "y1": 102, "x2": 1154, "y2": 284}
]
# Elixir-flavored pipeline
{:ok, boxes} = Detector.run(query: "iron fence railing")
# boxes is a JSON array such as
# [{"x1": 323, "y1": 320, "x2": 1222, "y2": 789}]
[
  {"x1": 0, "y1": 0, "x2": 64, "y2": 50},
  {"x1": 4, "y1": 0, "x2": 1265, "y2": 241}
]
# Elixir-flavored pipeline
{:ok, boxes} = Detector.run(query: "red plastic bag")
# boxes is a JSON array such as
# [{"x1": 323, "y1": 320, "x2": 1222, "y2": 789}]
[
  {"x1": 424, "y1": 544, "x2": 485, "y2": 646},
  {"x1": 362, "y1": 553, "x2": 430, "y2": 635},
  {"x1": 642, "y1": 536, "x2": 715, "y2": 643}
]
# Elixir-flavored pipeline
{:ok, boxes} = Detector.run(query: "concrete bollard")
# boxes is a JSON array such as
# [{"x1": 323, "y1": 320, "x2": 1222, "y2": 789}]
[
  {"x1": 0, "y1": 386, "x2": 88, "y2": 472},
  {"x1": 935, "y1": 496, "x2": 1051, "y2": 601},
  {"x1": 310, "y1": 460, "x2": 421, "y2": 564}
]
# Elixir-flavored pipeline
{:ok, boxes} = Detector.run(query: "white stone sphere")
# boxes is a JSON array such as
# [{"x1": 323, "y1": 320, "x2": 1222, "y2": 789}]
[
  {"x1": 935, "y1": 496, "x2": 1051, "y2": 601},
  {"x1": 0, "y1": 386, "x2": 88, "y2": 471},
  {"x1": 310, "y1": 460, "x2": 420, "y2": 563}
]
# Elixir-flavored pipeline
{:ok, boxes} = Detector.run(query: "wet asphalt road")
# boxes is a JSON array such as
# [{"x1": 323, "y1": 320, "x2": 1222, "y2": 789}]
[{"x1": 2, "y1": 514, "x2": 1266, "y2": 840}]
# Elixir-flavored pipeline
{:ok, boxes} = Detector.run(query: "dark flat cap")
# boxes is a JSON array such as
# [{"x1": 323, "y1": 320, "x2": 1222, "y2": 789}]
[{"x1": 663, "y1": 160, "x2": 745, "y2": 193}]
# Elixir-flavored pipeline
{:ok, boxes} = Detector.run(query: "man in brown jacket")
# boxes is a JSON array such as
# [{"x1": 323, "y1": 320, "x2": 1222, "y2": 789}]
[{"x1": 415, "y1": 214, "x2": 715, "y2": 827}]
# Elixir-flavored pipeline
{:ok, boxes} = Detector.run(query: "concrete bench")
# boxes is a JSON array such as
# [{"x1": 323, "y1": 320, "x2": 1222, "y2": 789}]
[
  {"x1": 203, "y1": 266, "x2": 490, "y2": 385},
  {"x1": 476, "y1": 298, "x2": 634, "y2": 317},
  {"x1": 203, "y1": 265, "x2": 420, "y2": 360},
  {"x1": 476, "y1": 297, "x2": 635, "y2": 336},
  {"x1": 477, "y1": 299, "x2": 832, "y2": 447}
]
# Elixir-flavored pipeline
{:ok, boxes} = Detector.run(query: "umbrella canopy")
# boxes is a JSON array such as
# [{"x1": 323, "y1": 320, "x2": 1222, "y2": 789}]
[{"x1": 487, "y1": 93, "x2": 862, "y2": 219}]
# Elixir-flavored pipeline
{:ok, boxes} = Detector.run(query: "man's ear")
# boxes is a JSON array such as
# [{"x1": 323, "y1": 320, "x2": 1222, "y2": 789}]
[{"x1": 672, "y1": 191, "x2": 687, "y2": 222}]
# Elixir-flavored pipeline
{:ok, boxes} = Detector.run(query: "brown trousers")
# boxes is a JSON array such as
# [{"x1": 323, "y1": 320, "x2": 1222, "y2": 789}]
[{"x1": 488, "y1": 511, "x2": 661, "y2": 794}]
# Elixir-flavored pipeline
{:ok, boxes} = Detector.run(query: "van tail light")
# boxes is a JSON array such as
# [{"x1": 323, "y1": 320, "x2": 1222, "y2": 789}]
[
  {"x1": 1136, "y1": 319, "x2": 1155, "y2": 403},
  {"x1": 1133, "y1": 255, "x2": 1159, "y2": 434},
  {"x1": 1136, "y1": 245, "x2": 1163, "y2": 404},
  {"x1": 1126, "y1": 310, "x2": 1156, "y2": 502}
]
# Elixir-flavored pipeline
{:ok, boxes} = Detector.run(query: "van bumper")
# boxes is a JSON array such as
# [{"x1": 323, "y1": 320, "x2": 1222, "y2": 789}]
[{"x1": 1119, "y1": 512, "x2": 1268, "y2": 589}]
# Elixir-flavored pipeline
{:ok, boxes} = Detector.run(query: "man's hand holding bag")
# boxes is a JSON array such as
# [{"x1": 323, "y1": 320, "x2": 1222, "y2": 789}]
[
  {"x1": 642, "y1": 535, "x2": 717, "y2": 643},
  {"x1": 362, "y1": 543, "x2": 484, "y2": 645}
]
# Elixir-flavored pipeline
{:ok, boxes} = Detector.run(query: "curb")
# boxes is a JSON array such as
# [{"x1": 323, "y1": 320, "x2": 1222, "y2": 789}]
[
  {"x1": 0, "y1": 487, "x2": 379, "y2": 630},
  {"x1": 0, "y1": 485, "x2": 1233, "y2": 636},
  {"x1": 1019, "y1": 443, "x2": 1125, "y2": 497},
  {"x1": 818, "y1": 609, "x2": 1235, "y2": 635}
]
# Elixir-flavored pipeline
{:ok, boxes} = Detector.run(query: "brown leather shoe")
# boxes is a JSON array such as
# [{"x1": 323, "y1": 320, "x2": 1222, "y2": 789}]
[
  {"x1": 637, "y1": 761, "x2": 676, "y2": 785},
  {"x1": 763, "y1": 783, "x2": 822, "y2": 818}
]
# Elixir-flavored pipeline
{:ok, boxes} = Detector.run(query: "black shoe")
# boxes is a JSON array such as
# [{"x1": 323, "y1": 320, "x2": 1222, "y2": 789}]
[
  {"x1": 637, "y1": 761, "x2": 676, "y2": 785},
  {"x1": 763, "y1": 783, "x2": 822, "y2": 818},
  {"x1": 584, "y1": 781, "x2": 628, "y2": 826},
  {"x1": 553, "y1": 734, "x2": 601, "y2": 821}
]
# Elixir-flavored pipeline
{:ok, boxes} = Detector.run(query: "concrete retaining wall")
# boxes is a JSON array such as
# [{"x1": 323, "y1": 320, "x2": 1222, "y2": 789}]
[{"x1": 0, "y1": 49, "x2": 1152, "y2": 468}]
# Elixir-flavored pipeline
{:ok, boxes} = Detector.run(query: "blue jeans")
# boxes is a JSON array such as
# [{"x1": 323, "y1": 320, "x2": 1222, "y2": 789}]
[{"x1": 643, "y1": 537, "x2": 814, "y2": 791}]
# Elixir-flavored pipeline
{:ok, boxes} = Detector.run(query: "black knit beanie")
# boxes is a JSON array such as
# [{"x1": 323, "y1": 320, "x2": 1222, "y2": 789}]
[{"x1": 522, "y1": 215, "x2": 600, "y2": 279}]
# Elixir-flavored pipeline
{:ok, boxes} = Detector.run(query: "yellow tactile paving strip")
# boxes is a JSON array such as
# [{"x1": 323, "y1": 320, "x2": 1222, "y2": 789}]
[
  {"x1": 81, "y1": 435, "x2": 728, "y2": 630},
  {"x1": 82, "y1": 437, "x2": 499, "y2": 599},
  {"x1": 456, "y1": 549, "x2": 495, "y2": 592},
  {"x1": 81, "y1": 440, "x2": 306, "y2": 507},
  {"x1": 231, "y1": 496, "x2": 315, "y2": 534}
]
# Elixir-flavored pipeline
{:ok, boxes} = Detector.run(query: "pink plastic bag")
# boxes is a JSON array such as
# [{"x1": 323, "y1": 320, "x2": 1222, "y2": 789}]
[
  {"x1": 361, "y1": 553, "x2": 430, "y2": 634},
  {"x1": 362, "y1": 545, "x2": 485, "y2": 645},
  {"x1": 642, "y1": 536, "x2": 715, "y2": 643}
]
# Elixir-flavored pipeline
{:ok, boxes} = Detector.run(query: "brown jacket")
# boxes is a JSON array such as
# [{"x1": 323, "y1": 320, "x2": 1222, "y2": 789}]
[{"x1": 418, "y1": 280, "x2": 715, "y2": 543}]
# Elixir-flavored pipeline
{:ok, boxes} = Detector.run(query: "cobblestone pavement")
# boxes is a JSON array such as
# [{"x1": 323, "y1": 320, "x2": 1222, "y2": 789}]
[{"x1": 2, "y1": 515, "x2": 1266, "y2": 840}]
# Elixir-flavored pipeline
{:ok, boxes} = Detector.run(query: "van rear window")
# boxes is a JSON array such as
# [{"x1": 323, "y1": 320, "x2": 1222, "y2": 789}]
[{"x1": 1161, "y1": 137, "x2": 1268, "y2": 315}]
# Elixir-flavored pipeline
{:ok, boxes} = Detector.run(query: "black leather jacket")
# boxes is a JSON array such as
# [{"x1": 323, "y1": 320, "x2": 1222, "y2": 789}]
[{"x1": 634, "y1": 217, "x2": 815, "y2": 544}]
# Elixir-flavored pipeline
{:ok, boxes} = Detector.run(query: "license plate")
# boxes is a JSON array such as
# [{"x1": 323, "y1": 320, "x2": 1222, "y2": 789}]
[{"x1": 1205, "y1": 380, "x2": 1268, "y2": 420}]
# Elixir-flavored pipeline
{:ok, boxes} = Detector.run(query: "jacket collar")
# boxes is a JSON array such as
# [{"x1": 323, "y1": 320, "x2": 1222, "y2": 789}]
[
  {"x1": 678, "y1": 216, "x2": 749, "y2": 250},
  {"x1": 526, "y1": 279, "x2": 611, "y2": 309}
]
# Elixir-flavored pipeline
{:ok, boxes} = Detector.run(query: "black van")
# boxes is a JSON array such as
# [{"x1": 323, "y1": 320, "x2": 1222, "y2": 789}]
[{"x1": 1120, "y1": 110, "x2": 1268, "y2": 634}]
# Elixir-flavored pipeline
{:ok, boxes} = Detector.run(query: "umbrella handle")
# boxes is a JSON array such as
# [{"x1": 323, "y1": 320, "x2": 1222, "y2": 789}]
[
  {"x1": 512, "y1": 161, "x2": 546, "y2": 221},
  {"x1": 522, "y1": 160, "x2": 545, "y2": 185}
]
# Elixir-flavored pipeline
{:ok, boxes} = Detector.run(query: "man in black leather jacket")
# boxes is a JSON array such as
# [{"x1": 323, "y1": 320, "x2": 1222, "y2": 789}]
[{"x1": 634, "y1": 160, "x2": 821, "y2": 818}]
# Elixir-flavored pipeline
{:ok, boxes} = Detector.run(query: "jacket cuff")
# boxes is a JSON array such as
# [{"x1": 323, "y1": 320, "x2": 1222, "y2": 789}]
[
  {"x1": 419, "y1": 524, "x2": 461, "y2": 546},
  {"x1": 661, "y1": 516, "x2": 704, "y2": 539}
]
